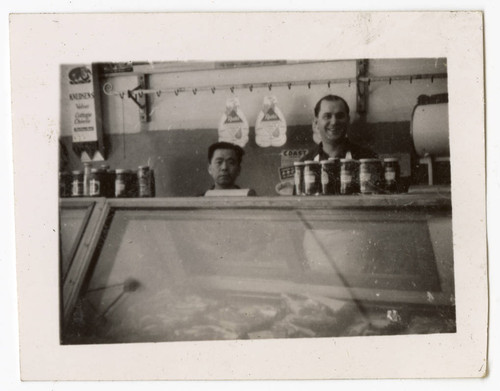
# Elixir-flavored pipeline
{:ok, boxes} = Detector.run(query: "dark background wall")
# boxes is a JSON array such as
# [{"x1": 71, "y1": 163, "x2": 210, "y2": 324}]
[{"x1": 60, "y1": 121, "x2": 412, "y2": 197}]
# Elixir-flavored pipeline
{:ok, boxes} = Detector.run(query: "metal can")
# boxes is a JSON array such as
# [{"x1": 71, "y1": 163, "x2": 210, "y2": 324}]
[
  {"x1": 137, "y1": 165, "x2": 152, "y2": 197},
  {"x1": 59, "y1": 172, "x2": 72, "y2": 197},
  {"x1": 106, "y1": 169, "x2": 116, "y2": 198},
  {"x1": 293, "y1": 161, "x2": 305, "y2": 196},
  {"x1": 383, "y1": 158, "x2": 400, "y2": 193},
  {"x1": 115, "y1": 169, "x2": 132, "y2": 198},
  {"x1": 359, "y1": 158, "x2": 383, "y2": 194},
  {"x1": 340, "y1": 159, "x2": 359, "y2": 195},
  {"x1": 321, "y1": 158, "x2": 340, "y2": 195},
  {"x1": 304, "y1": 160, "x2": 321, "y2": 195},
  {"x1": 89, "y1": 168, "x2": 104, "y2": 197},
  {"x1": 71, "y1": 170, "x2": 84, "y2": 197}
]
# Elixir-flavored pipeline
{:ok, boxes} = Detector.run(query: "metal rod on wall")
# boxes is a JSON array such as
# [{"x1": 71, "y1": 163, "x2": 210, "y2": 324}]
[{"x1": 102, "y1": 72, "x2": 448, "y2": 98}]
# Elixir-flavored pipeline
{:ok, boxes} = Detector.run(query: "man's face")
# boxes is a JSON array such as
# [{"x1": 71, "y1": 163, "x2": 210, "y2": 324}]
[
  {"x1": 208, "y1": 148, "x2": 241, "y2": 189},
  {"x1": 313, "y1": 99, "x2": 350, "y2": 145}
]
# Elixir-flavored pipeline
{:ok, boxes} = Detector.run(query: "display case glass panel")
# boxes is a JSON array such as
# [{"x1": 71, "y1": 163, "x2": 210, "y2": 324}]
[{"x1": 61, "y1": 198, "x2": 455, "y2": 345}]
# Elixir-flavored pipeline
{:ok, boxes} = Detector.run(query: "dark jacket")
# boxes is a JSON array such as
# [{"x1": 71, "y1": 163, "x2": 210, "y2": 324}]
[{"x1": 300, "y1": 140, "x2": 377, "y2": 162}]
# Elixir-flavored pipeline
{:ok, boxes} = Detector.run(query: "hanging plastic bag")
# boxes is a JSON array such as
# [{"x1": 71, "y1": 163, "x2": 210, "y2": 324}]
[
  {"x1": 255, "y1": 96, "x2": 287, "y2": 147},
  {"x1": 218, "y1": 97, "x2": 249, "y2": 147}
]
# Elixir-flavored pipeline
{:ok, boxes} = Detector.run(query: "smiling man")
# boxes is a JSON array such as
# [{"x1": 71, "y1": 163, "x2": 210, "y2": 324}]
[
  {"x1": 302, "y1": 95, "x2": 377, "y2": 161},
  {"x1": 205, "y1": 142, "x2": 256, "y2": 196}
]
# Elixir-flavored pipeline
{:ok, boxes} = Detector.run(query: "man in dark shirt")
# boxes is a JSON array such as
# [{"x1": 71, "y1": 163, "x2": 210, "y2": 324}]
[{"x1": 301, "y1": 95, "x2": 376, "y2": 161}]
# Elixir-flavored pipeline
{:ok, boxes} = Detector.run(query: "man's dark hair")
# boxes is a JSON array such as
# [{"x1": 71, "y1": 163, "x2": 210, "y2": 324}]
[
  {"x1": 208, "y1": 142, "x2": 245, "y2": 164},
  {"x1": 314, "y1": 95, "x2": 350, "y2": 117}
]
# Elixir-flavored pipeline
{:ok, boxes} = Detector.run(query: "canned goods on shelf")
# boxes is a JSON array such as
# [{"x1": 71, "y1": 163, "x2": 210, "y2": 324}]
[
  {"x1": 383, "y1": 157, "x2": 400, "y2": 193},
  {"x1": 115, "y1": 169, "x2": 133, "y2": 198},
  {"x1": 82, "y1": 162, "x2": 92, "y2": 197},
  {"x1": 293, "y1": 161, "x2": 305, "y2": 196},
  {"x1": 88, "y1": 168, "x2": 104, "y2": 197},
  {"x1": 137, "y1": 165, "x2": 153, "y2": 197},
  {"x1": 304, "y1": 160, "x2": 321, "y2": 196},
  {"x1": 71, "y1": 170, "x2": 84, "y2": 197},
  {"x1": 59, "y1": 171, "x2": 72, "y2": 197},
  {"x1": 321, "y1": 158, "x2": 340, "y2": 195},
  {"x1": 340, "y1": 159, "x2": 359, "y2": 195},
  {"x1": 359, "y1": 158, "x2": 383, "y2": 194}
]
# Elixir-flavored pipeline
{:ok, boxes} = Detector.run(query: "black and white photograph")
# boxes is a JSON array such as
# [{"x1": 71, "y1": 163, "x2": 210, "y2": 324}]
[
  {"x1": 9, "y1": 11, "x2": 488, "y2": 382},
  {"x1": 59, "y1": 59, "x2": 455, "y2": 345}
]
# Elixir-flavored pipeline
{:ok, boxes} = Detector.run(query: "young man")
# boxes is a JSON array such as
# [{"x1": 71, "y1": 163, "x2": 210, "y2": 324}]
[
  {"x1": 204, "y1": 141, "x2": 256, "y2": 196},
  {"x1": 302, "y1": 95, "x2": 377, "y2": 161}
]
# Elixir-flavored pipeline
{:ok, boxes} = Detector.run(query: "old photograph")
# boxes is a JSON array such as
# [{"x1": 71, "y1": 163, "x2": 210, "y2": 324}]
[
  {"x1": 10, "y1": 12, "x2": 487, "y2": 380},
  {"x1": 60, "y1": 59, "x2": 455, "y2": 344}
]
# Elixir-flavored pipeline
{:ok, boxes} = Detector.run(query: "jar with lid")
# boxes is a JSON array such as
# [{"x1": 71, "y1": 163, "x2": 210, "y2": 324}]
[
  {"x1": 88, "y1": 168, "x2": 104, "y2": 197},
  {"x1": 115, "y1": 169, "x2": 133, "y2": 198},
  {"x1": 293, "y1": 161, "x2": 305, "y2": 196},
  {"x1": 359, "y1": 158, "x2": 383, "y2": 194},
  {"x1": 340, "y1": 159, "x2": 359, "y2": 195},
  {"x1": 321, "y1": 158, "x2": 340, "y2": 195},
  {"x1": 71, "y1": 170, "x2": 84, "y2": 197},
  {"x1": 304, "y1": 160, "x2": 321, "y2": 195},
  {"x1": 383, "y1": 158, "x2": 400, "y2": 193},
  {"x1": 83, "y1": 162, "x2": 92, "y2": 196}
]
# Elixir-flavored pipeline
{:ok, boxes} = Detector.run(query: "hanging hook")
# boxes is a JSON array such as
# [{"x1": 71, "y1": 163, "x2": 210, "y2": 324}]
[
  {"x1": 138, "y1": 91, "x2": 144, "y2": 98},
  {"x1": 431, "y1": 76, "x2": 434, "y2": 83},
  {"x1": 211, "y1": 87, "x2": 216, "y2": 94},
  {"x1": 192, "y1": 88, "x2": 197, "y2": 95},
  {"x1": 268, "y1": 83, "x2": 272, "y2": 91},
  {"x1": 389, "y1": 77, "x2": 392, "y2": 85},
  {"x1": 249, "y1": 85, "x2": 253, "y2": 92},
  {"x1": 327, "y1": 81, "x2": 331, "y2": 88},
  {"x1": 119, "y1": 92, "x2": 125, "y2": 99},
  {"x1": 288, "y1": 83, "x2": 292, "y2": 90},
  {"x1": 307, "y1": 82, "x2": 311, "y2": 89},
  {"x1": 174, "y1": 89, "x2": 179, "y2": 96},
  {"x1": 348, "y1": 79, "x2": 351, "y2": 87},
  {"x1": 410, "y1": 76, "x2": 413, "y2": 84},
  {"x1": 230, "y1": 86, "x2": 234, "y2": 94},
  {"x1": 156, "y1": 90, "x2": 162, "y2": 98},
  {"x1": 368, "y1": 78, "x2": 371, "y2": 87}
]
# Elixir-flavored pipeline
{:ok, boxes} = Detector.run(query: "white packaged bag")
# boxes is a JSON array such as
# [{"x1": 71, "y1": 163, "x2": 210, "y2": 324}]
[
  {"x1": 218, "y1": 97, "x2": 249, "y2": 147},
  {"x1": 255, "y1": 95, "x2": 287, "y2": 147}
]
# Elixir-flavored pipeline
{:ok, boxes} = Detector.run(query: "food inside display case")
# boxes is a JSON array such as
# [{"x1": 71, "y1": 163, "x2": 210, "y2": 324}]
[{"x1": 61, "y1": 196, "x2": 455, "y2": 345}]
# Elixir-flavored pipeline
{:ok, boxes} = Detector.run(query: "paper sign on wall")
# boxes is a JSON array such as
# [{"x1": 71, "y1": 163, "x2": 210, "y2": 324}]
[
  {"x1": 68, "y1": 65, "x2": 99, "y2": 143},
  {"x1": 255, "y1": 96, "x2": 287, "y2": 147},
  {"x1": 218, "y1": 97, "x2": 249, "y2": 147},
  {"x1": 65, "y1": 63, "x2": 105, "y2": 161}
]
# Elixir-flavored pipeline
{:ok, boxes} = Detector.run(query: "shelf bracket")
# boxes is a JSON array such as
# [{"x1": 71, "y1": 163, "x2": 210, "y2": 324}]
[{"x1": 127, "y1": 74, "x2": 150, "y2": 123}]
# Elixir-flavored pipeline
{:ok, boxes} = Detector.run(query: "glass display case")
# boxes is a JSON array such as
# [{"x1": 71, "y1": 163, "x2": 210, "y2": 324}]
[{"x1": 60, "y1": 194, "x2": 455, "y2": 344}]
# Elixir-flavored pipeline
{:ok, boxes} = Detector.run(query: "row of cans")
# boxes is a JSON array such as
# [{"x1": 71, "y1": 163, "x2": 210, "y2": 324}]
[
  {"x1": 60, "y1": 163, "x2": 155, "y2": 198},
  {"x1": 294, "y1": 157, "x2": 400, "y2": 196}
]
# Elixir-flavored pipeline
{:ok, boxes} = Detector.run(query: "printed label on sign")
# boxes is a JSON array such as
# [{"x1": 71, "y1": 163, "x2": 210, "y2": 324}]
[
  {"x1": 279, "y1": 166, "x2": 295, "y2": 181},
  {"x1": 67, "y1": 64, "x2": 99, "y2": 143},
  {"x1": 280, "y1": 149, "x2": 309, "y2": 167}
]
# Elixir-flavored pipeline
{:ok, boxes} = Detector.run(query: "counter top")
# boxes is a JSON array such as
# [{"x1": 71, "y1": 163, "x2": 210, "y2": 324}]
[{"x1": 61, "y1": 191, "x2": 452, "y2": 211}]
